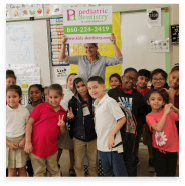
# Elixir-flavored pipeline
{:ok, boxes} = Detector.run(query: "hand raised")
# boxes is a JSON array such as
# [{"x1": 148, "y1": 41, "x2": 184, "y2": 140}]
[
  {"x1": 163, "y1": 88, "x2": 177, "y2": 97},
  {"x1": 58, "y1": 115, "x2": 65, "y2": 128},
  {"x1": 164, "y1": 103, "x2": 173, "y2": 115},
  {"x1": 170, "y1": 105, "x2": 178, "y2": 113},
  {"x1": 62, "y1": 35, "x2": 68, "y2": 44},
  {"x1": 67, "y1": 107, "x2": 74, "y2": 119},
  {"x1": 110, "y1": 33, "x2": 116, "y2": 44}
]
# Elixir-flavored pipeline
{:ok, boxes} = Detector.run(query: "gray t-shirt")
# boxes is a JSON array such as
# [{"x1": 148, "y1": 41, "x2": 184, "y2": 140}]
[
  {"x1": 26, "y1": 104, "x2": 34, "y2": 114},
  {"x1": 65, "y1": 55, "x2": 123, "y2": 80}
]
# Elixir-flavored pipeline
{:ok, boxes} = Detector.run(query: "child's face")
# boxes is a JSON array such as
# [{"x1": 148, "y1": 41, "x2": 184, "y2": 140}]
[
  {"x1": 137, "y1": 76, "x2": 150, "y2": 89},
  {"x1": 168, "y1": 70, "x2": 179, "y2": 89},
  {"x1": 147, "y1": 92, "x2": 164, "y2": 111},
  {"x1": 6, "y1": 77, "x2": 16, "y2": 89},
  {"x1": 110, "y1": 77, "x2": 121, "y2": 89},
  {"x1": 151, "y1": 73, "x2": 166, "y2": 90},
  {"x1": 48, "y1": 90, "x2": 64, "y2": 109},
  {"x1": 75, "y1": 81, "x2": 88, "y2": 98},
  {"x1": 29, "y1": 87, "x2": 43, "y2": 103},
  {"x1": 44, "y1": 88, "x2": 49, "y2": 102},
  {"x1": 87, "y1": 81, "x2": 106, "y2": 99},
  {"x1": 6, "y1": 90, "x2": 22, "y2": 109},
  {"x1": 66, "y1": 75, "x2": 76, "y2": 90},
  {"x1": 121, "y1": 71, "x2": 138, "y2": 91}
]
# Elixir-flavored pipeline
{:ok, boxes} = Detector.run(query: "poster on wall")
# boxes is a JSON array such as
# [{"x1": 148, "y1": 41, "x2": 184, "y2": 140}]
[
  {"x1": 63, "y1": 6, "x2": 112, "y2": 43},
  {"x1": 150, "y1": 38, "x2": 169, "y2": 53},
  {"x1": 6, "y1": 24, "x2": 34, "y2": 64},
  {"x1": 147, "y1": 8, "x2": 161, "y2": 27},
  {"x1": 54, "y1": 66, "x2": 69, "y2": 79}
]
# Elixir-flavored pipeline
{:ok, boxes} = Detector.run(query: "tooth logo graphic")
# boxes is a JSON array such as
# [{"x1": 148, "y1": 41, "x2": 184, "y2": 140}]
[{"x1": 67, "y1": 9, "x2": 76, "y2": 21}]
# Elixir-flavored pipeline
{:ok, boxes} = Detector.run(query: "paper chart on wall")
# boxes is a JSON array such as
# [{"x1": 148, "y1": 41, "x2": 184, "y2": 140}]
[
  {"x1": 7, "y1": 64, "x2": 40, "y2": 85},
  {"x1": 6, "y1": 24, "x2": 34, "y2": 64},
  {"x1": 7, "y1": 64, "x2": 40, "y2": 106},
  {"x1": 150, "y1": 38, "x2": 169, "y2": 53}
]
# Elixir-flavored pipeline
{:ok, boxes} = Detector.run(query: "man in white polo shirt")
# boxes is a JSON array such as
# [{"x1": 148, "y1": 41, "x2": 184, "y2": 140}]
[{"x1": 87, "y1": 76, "x2": 128, "y2": 177}]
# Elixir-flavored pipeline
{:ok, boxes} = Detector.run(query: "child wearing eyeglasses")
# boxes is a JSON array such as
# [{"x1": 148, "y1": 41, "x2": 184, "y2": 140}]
[
  {"x1": 108, "y1": 67, "x2": 147, "y2": 176},
  {"x1": 144, "y1": 68, "x2": 169, "y2": 111}
]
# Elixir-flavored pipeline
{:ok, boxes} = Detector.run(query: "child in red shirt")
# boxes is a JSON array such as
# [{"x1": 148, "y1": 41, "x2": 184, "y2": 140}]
[
  {"x1": 146, "y1": 89, "x2": 179, "y2": 176},
  {"x1": 24, "y1": 84, "x2": 66, "y2": 177}
]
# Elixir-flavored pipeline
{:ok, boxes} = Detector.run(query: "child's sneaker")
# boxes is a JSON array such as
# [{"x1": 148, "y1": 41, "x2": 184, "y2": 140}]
[
  {"x1": 148, "y1": 158, "x2": 155, "y2": 172},
  {"x1": 136, "y1": 157, "x2": 140, "y2": 167}
]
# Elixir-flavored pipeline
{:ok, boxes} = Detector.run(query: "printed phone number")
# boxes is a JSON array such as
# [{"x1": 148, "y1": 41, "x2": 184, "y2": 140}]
[{"x1": 66, "y1": 26, "x2": 109, "y2": 33}]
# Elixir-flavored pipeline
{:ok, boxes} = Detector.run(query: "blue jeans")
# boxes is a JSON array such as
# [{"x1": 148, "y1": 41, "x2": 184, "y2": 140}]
[
  {"x1": 99, "y1": 151, "x2": 128, "y2": 176},
  {"x1": 123, "y1": 151, "x2": 137, "y2": 176}
]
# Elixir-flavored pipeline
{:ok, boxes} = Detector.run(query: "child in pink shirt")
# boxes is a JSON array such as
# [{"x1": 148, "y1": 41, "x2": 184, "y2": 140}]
[
  {"x1": 146, "y1": 89, "x2": 179, "y2": 176},
  {"x1": 24, "y1": 84, "x2": 66, "y2": 177}
]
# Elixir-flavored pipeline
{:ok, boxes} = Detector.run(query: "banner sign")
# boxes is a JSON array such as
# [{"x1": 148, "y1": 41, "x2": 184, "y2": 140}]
[{"x1": 63, "y1": 6, "x2": 112, "y2": 43}]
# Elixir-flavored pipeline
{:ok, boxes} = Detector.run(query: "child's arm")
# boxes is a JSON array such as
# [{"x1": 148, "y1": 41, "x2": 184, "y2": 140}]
[
  {"x1": 108, "y1": 116, "x2": 126, "y2": 150},
  {"x1": 24, "y1": 117, "x2": 35, "y2": 154},
  {"x1": 151, "y1": 104, "x2": 173, "y2": 132},
  {"x1": 57, "y1": 115, "x2": 66, "y2": 135}
]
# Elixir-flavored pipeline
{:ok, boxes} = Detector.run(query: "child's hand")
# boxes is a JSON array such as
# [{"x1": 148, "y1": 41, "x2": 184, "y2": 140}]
[
  {"x1": 108, "y1": 133, "x2": 115, "y2": 151},
  {"x1": 18, "y1": 138, "x2": 25, "y2": 148},
  {"x1": 58, "y1": 115, "x2": 65, "y2": 128},
  {"x1": 110, "y1": 33, "x2": 116, "y2": 44},
  {"x1": 24, "y1": 142, "x2": 33, "y2": 154},
  {"x1": 9, "y1": 142, "x2": 19, "y2": 151},
  {"x1": 164, "y1": 87, "x2": 177, "y2": 98},
  {"x1": 67, "y1": 107, "x2": 74, "y2": 119},
  {"x1": 164, "y1": 103, "x2": 173, "y2": 115},
  {"x1": 170, "y1": 105, "x2": 179, "y2": 113}
]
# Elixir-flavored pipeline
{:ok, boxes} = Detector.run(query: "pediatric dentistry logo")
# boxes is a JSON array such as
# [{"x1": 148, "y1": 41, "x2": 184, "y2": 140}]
[
  {"x1": 63, "y1": 6, "x2": 112, "y2": 43},
  {"x1": 66, "y1": 8, "x2": 109, "y2": 22}
]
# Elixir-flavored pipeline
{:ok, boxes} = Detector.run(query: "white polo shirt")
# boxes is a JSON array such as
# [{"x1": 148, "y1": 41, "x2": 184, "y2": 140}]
[
  {"x1": 94, "y1": 94, "x2": 125, "y2": 153},
  {"x1": 6, "y1": 104, "x2": 30, "y2": 138}
]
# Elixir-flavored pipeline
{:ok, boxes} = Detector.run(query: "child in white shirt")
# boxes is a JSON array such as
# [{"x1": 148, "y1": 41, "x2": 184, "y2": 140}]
[
  {"x1": 87, "y1": 76, "x2": 128, "y2": 176},
  {"x1": 6, "y1": 85, "x2": 30, "y2": 176}
]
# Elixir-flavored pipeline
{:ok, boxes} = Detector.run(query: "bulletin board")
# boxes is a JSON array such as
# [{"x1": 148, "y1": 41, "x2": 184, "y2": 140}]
[
  {"x1": 119, "y1": 7, "x2": 170, "y2": 74},
  {"x1": 6, "y1": 20, "x2": 51, "y2": 86},
  {"x1": 69, "y1": 12, "x2": 121, "y2": 88}
]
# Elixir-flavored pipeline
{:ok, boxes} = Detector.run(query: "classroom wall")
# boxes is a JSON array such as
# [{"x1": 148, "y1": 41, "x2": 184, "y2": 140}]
[{"x1": 100, "y1": 4, "x2": 179, "y2": 69}]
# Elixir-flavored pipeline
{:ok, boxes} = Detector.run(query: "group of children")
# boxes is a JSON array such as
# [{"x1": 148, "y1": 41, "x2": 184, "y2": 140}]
[{"x1": 6, "y1": 64, "x2": 179, "y2": 177}]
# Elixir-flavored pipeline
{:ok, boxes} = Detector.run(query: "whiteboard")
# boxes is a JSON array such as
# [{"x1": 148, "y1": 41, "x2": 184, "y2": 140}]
[
  {"x1": 121, "y1": 12, "x2": 165, "y2": 74},
  {"x1": 6, "y1": 20, "x2": 51, "y2": 86}
]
